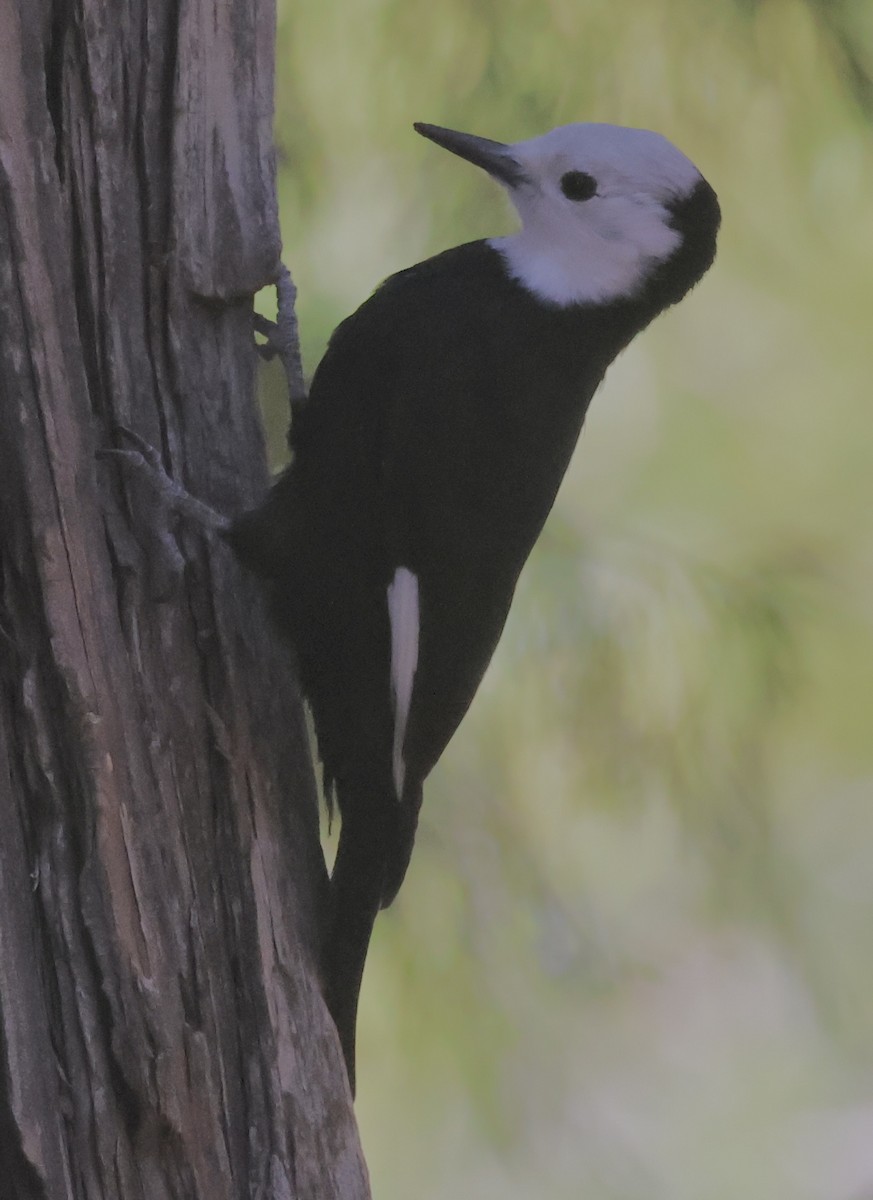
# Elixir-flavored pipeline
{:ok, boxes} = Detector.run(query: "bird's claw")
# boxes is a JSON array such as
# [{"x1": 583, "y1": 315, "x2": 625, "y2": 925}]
[
  {"x1": 108, "y1": 424, "x2": 165, "y2": 470},
  {"x1": 253, "y1": 313, "x2": 280, "y2": 361},
  {"x1": 99, "y1": 427, "x2": 228, "y2": 534},
  {"x1": 254, "y1": 266, "x2": 307, "y2": 413}
]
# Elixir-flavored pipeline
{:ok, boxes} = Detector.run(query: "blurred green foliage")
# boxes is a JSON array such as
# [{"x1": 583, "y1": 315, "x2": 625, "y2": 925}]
[{"x1": 266, "y1": 2, "x2": 873, "y2": 1195}]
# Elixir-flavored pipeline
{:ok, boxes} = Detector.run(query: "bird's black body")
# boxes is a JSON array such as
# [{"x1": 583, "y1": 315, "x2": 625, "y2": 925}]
[{"x1": 229, "y1": 135, "x2": 719, "y2": 1092}]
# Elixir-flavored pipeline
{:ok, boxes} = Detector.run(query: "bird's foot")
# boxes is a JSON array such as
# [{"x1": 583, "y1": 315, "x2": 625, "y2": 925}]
[
  {"x1": 99, "y1": 426, "x2": 231, "y2": 598},
  {"x1": 254, "y1": 265, "x2": 307, "y2": 414},
  {"x1": 99, "y1": 426, "x2": 229, "y2": 534}
]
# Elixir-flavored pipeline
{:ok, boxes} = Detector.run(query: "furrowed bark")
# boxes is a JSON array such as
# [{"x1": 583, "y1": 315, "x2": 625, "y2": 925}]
[{"x1": 0, "y1": 1, "x2": 370, "y2": 1196}]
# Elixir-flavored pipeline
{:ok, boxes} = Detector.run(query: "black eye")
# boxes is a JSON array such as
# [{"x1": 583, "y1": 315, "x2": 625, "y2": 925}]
[{"x1": 560, "y1": 171, "x2": 598, "y2": 201}]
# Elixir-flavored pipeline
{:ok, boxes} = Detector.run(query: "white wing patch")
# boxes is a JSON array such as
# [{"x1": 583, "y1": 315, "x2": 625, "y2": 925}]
[{"x1": 386, "y1": 567, "x2": 419, "y2": 800}]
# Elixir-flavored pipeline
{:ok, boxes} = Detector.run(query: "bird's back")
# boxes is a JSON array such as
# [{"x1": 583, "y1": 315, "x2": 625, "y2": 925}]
[{"x1": 233, "y1": 241, "x2": 659, "y2": 812}]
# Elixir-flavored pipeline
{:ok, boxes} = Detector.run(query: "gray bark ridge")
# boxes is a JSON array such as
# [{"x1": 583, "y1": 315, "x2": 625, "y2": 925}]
[{"x1": 0, "y1": 1, "x2": 370, "y2": 1196}]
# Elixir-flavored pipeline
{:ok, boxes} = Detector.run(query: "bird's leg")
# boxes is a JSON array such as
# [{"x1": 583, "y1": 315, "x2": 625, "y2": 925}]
[
  {"x1": 254, "y1": 264, "x2": 308, "y2": 416},
  {"x1": 323, "y1": 799, "x2": 393, "y2": 1098},
  {"x1": 99, "y1": 425, "x2": 230, "y2": 534},
  {"x1": 99, "y1": 425, "x2": 230, "y2": 598}
]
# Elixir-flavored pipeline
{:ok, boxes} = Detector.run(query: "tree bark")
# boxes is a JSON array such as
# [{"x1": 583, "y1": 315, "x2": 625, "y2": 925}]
[{"x1": 0, "y1": 1, "x2": 370, "y2": 1196}]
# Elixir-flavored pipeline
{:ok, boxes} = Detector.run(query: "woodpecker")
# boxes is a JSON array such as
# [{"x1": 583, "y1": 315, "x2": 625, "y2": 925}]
[{"x1": 228, "y1": 121, "x2": 720, "y2": 1093}]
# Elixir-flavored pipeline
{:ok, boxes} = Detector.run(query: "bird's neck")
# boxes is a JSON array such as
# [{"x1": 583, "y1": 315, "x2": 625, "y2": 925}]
[{"x1": 489, "y1": 218, "x2": 678, "y2": 310}]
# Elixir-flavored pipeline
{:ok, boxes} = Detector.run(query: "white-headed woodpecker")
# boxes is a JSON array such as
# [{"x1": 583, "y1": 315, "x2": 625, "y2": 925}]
[{"x1": 228, "y1": 121, "x2": 720, "y2": 1093}]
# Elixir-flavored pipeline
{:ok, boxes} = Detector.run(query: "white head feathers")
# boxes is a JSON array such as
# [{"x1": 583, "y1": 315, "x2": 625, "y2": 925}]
[{"x1": 489, "y1": 123, "x2": 706, "y2": 306}]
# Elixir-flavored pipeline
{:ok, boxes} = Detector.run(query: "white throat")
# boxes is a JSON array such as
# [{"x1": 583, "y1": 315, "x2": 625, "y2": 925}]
[{"x1": 489, "y1": 209, "x2": 681, "y2": 308}]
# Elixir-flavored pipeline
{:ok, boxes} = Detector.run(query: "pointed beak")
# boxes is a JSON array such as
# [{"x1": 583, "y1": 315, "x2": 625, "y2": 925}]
[{"x1": 414, "y1": 122, "x2": 527, "y2": 188}]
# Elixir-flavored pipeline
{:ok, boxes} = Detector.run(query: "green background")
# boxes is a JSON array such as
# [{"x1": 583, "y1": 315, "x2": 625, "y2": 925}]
[{"x1": 264, "y1": 3, "x2": 873, "y2": 1195}]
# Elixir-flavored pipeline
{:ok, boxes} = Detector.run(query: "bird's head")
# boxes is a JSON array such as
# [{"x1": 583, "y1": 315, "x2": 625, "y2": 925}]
[{"x1": 414, "y1": 121, "x2": 720, "y2": 308}]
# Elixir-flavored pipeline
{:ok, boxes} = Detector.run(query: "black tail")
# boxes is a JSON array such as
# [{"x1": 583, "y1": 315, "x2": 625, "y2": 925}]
[
  {"x1": 380, "y1": 781, "x2": 423, "y2": 909},
  {"x1": 323, "y1": 781, "x2": 425, "y2": 1094},
  {"x1": 323, "y1": 801, "x2": 389, "y2": 1096}
]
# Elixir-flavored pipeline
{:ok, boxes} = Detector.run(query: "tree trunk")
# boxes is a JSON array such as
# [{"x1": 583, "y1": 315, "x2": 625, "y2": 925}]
[{"x1": 0, "y1": 1, "x2": 370, "y2": 1196}]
